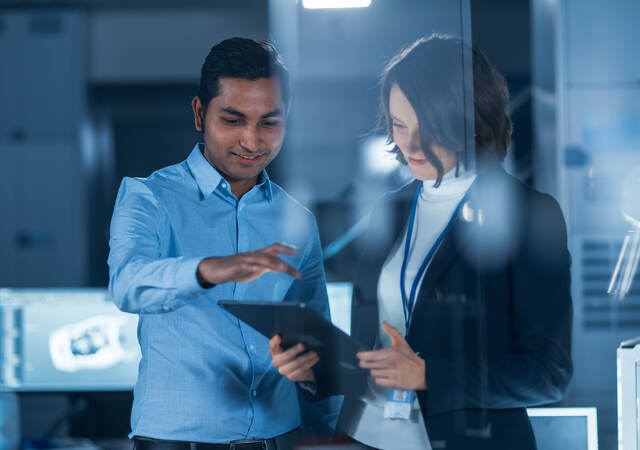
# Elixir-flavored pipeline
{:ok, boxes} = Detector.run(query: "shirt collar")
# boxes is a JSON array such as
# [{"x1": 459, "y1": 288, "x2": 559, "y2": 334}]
[
  {"x1": 256, "y1": 170, "x2": 274, "y2": 202},
  {"x1": 187, "y1": 144, "x2": 222, "y2": 198},
  {"x1": 187, "y1": 143, "x2": 273, "y2": 202}
]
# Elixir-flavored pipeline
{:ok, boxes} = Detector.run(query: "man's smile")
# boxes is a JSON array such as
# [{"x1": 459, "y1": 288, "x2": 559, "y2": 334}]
[{"x1": 231, "y1": 152, "x2": 267, "y2": 164}]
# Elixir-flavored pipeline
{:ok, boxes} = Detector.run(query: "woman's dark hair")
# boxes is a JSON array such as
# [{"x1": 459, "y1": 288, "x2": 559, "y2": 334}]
[
  {"x1": 198, "y1": 37, "x2": 290, "y2": 117},
  {"x1": 380, "y1": 34, "x2": 512, "y2": 186}
]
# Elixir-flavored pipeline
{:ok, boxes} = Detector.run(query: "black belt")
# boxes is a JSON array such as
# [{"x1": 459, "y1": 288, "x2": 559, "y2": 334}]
[{"x1": 133, "y1": 431, "x2": 294, "y2": 450}]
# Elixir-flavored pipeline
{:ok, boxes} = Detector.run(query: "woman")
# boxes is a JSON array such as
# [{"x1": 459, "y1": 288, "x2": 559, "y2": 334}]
[{"x1": 270, "y1": 35, "x2": 573, "y2": 450}]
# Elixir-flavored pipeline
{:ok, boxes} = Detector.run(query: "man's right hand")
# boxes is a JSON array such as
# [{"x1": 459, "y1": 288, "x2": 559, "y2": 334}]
[{"x1": 196, "y1": 243, "x2": 301, "y2": 286}]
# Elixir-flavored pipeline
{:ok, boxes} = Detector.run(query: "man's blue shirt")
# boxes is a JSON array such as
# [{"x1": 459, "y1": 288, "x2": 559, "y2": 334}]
[{"x1": 108, "y1": 144, "x2": 330, "y2": 442}]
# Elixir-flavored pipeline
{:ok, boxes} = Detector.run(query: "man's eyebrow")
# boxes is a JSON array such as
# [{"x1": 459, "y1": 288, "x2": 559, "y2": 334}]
[
  {"x1": 261, "y1": 108, "x2": 284, "y2": 119},
  {"x1": 219, "y1": 107, "x2": 247, "y2": 118},
  {"x1": 218, "y1": 107, "x2": 284, "y2": 120}
]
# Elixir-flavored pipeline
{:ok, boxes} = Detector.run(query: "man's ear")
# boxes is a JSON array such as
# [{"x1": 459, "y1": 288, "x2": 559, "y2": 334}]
[{"x1": 191, "y1": 96, "x2": 204, "y2": 132}]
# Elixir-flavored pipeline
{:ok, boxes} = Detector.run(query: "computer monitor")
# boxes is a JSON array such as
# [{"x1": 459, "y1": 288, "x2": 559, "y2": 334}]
[
  {"x1": 0, "y1": 288, "x2": 140, "y2": 391},
  {"x1": 527, "y1": 407, "x2": 598, "y2": 450}
]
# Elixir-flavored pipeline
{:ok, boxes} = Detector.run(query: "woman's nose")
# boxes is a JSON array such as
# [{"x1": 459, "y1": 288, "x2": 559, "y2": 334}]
[{"x1": 407, "y1": 128, "x2": 422, "y2": 154}]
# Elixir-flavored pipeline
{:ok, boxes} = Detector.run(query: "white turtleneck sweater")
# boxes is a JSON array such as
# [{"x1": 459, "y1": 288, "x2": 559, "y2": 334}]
[{"x1": 348, "y1": 169, "x2": 476, "y2": 450}]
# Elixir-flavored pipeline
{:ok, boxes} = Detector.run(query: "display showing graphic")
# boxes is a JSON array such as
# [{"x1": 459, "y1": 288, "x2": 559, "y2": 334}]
[
  {"x1": 49, "y1": 315, "x2": 139, "y2": 372},
  {"x1": 0, "y1": 289, "x2": 141, "y2": 391}
]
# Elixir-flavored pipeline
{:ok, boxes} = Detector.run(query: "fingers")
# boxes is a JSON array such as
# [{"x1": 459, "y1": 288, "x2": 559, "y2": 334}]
[
  {"x1": 370, "y1": 369, "x2": 395, "y2": 379},
  {"x1": 277, "y1": 350, "x2": 319, "y2": 378},
  {"x1": 263, "y1": 243, "x2": 298, "y2": 256},
  {"x1": 357, "y1": 347, "x2": 394, "y2": 363},
  {"x1": 271, "y1": 342, "x2": 306, "y2": 368},
  {"x1": 247, "y1": 252, "x2": 302, "y2": 279},
  {"x1": 357, "y1": 345, "x2": 415, "y2": 369},
  {"x1": 357, "y1": 348, "x2": 396, "y2": 370},
  {"x1": 269, "y1": 334, "x2": 283, "y2": 356},
  {"x1": 358, "y1": 358, "x2": 392, "y2": 369},
  {"x1": 287, "y1": 365, "x2": 317, "y2": 383},
  {"x1": 382, "y1": 321, "x2": 405, "y2": 347}
]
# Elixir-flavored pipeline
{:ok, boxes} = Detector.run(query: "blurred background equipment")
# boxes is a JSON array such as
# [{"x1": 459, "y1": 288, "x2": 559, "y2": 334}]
[
  {"x1": 552, "y1": 1, "x2": 640, "y2": 447},
  {"x1": 617, "y1": 338, "x2": 640, "y2": 450}
]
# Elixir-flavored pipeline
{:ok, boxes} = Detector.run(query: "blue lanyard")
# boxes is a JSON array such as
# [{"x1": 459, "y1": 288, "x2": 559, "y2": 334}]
[{"x1": 399, "y1": 185, "x2": 472, "y2": 331}]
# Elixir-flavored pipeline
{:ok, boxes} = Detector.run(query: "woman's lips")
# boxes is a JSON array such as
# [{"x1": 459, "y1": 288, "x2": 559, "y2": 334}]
[{"x1": 407, "y1": 157, "x2": 428, "y2": 165}]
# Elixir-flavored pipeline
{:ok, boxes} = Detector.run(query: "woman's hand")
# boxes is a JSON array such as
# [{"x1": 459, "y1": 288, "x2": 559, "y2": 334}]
[
  {"x1": 269, "y1": 334, "x2": 318, "y2": 382},
  {"x1": 357, "y1": 321, "x2": 427, "y2": 390}
]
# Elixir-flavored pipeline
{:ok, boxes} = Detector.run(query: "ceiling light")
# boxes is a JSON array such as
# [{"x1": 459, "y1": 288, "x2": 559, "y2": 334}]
[{"x1": 302, "y1": 0, "x2": 371, "y2": 9}]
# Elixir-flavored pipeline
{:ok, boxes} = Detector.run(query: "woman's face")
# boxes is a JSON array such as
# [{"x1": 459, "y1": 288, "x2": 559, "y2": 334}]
[{"x1": 389, "y1": 84, "x2": 456, "y2": 181}]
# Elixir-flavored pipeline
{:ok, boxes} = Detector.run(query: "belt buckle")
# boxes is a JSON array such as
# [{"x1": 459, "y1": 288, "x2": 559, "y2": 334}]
[{"x1": 228, "y1": 439, "x2": 267, "y2": 450}]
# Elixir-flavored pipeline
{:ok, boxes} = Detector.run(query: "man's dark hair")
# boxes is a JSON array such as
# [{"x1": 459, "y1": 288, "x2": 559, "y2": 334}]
[
  {"x1": 380, "y1": 34, "x2": 513, "y2": 186},
  {"x1": 198, "y1": 37, "x2": 290, "y2": 117}
]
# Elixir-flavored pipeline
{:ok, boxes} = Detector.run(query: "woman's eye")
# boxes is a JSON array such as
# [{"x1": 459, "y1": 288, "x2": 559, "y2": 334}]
[{"x1": 392, "y1": 122, "x2": 406, "y2": 129}]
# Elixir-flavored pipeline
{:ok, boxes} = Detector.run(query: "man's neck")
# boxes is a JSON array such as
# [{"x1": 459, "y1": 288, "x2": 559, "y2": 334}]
[
  {"x1": 228, "y1": 176, "x2": 258, "y2": 199},
  {"x1": 200, "y1": 147, "x2": 259, "y2": 199}
]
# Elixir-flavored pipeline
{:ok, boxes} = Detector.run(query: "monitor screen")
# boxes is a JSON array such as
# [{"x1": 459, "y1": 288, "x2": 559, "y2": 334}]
[
  {"x1": 0, "y1": 288, "x2": 140, "y2": 391},
  {"x1": 527, "y1": 407, "x2": 598, "y2": 450}
]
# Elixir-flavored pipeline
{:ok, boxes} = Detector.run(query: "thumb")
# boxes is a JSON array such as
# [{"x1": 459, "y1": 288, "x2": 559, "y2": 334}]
[{"x1": 382, "y1": 321, "x2": 406, "y2": 347}]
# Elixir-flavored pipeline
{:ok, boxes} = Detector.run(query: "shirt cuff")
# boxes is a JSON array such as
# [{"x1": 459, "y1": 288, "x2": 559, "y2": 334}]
[
  {"x1": 297, "y1": 380, "x2": 318, "y2": 400},
  {"x1": 175, "y1": 257, "x2": 213, "y2": 297}
]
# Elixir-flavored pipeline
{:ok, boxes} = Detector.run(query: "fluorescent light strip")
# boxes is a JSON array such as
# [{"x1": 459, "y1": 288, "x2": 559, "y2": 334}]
[{"x1": 302, "y1": 0, "x2": 371, "y2": 9}]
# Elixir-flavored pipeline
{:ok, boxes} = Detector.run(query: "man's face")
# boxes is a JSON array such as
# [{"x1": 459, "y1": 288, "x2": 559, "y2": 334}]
[{"x1": 192, "y1": 77, "x2": 286, "y2": 183}]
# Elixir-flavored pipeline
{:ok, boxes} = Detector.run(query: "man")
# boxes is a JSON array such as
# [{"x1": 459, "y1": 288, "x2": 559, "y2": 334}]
[{"x1": 108, "y1": 37, "x2": 335, "y2": 449}]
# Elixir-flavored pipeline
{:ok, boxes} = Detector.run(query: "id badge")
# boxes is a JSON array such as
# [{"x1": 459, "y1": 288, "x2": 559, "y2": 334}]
[{"x1": 383, "y1": 389, "x2": 413, "y2": 421}]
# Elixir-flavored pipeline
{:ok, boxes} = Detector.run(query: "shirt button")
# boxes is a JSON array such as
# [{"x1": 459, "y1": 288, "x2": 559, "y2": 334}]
[
  {"x1": 162, "y1": 305, "x2": 170, "y2": 312},
  {"x1": 220, "y1": 182, "x2": 227, "y2": 189},
  {"x1": 249, "y1": 345, "x2": 255, "y2": 351},
  {"x1": 252, "y1": 390, "x2": 257, "y2": 397}
]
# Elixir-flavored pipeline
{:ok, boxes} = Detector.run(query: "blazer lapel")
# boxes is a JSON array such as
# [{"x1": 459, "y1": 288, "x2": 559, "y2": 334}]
[
  {"x1": 415, "y1": 215, "x2": 469, "y2": 301},
  {"x1": 410, "y1": 188, "x2": 479, "y2": 330}
]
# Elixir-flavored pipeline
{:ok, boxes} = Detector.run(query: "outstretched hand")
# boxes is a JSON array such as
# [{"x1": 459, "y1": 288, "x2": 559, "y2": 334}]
[
  {"x1": 197, "y1": 243, "x2": 301, "y2": 286},
  {"x1": 356, "y1": 321, "x2": 427, "y2": 390}
]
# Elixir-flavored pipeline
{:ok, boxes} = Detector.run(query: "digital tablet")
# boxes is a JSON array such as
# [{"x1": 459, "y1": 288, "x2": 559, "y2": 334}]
[{"x1": 218, "y1": 300, "x2": 366, "y2": 386}]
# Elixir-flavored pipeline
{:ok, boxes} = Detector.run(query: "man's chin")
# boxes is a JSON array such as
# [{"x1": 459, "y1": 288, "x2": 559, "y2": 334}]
[{"x1": 226, "y1": 166, "x2": 266, "y2": 182}]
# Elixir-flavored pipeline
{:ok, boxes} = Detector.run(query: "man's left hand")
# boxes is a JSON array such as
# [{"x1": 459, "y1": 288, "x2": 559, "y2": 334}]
[
  {"x1": 356, "y1": 321, "x2": 427, "y2": 391},
  {"x1": 269, "y1": 335, "x2": 318, "y2": 382}
]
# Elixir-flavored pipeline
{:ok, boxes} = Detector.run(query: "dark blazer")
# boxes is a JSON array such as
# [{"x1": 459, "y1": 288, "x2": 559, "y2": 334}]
[{"x1": 333, "y1": 169, "x2": 573, "y2": 450}]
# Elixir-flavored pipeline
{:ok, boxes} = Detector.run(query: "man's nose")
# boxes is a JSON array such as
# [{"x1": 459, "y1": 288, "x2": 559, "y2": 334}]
[{"x1": 240, "y1": 126, "x2": 260, "y2": 152}]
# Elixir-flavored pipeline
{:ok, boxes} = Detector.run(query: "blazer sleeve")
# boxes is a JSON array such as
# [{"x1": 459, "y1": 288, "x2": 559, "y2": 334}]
[{"x1": 420, "y1": 193, "x2": 573, "y2": 415}]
